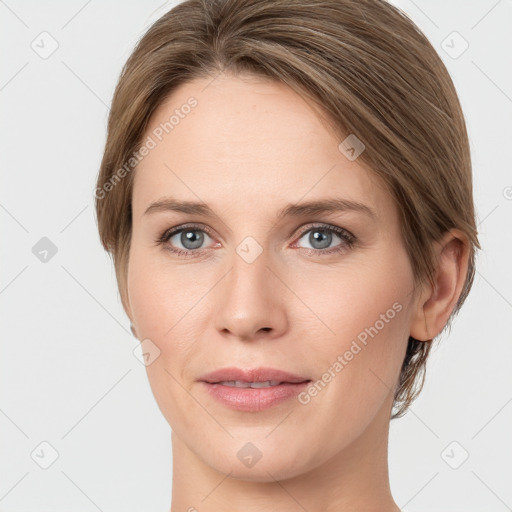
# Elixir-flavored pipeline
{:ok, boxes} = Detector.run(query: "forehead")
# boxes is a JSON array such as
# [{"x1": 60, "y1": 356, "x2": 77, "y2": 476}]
[{"x1": 132, "y1": 74, "x2": 389, "y2": 219}]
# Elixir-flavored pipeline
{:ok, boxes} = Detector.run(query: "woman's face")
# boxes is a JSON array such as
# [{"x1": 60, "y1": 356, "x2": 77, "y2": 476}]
[{"x1": 127, "y1": 73, "x2": 419, "y2": 481}]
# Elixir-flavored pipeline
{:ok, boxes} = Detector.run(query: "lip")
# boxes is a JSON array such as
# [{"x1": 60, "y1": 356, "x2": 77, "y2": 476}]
[
  {"x1": 198, "y1": 367, "x2": 311, "y2": 412},
  {"x1": 199, "y1": 367, "x2": 310, "y2": 384}
]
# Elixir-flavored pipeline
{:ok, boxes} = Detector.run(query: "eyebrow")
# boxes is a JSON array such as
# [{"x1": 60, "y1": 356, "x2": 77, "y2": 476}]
[{"x1": 144, "y1": 197, "x2": 377, "y2": 221}]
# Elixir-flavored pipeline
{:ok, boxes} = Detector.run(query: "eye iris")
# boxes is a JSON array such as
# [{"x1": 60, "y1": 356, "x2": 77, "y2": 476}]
[
  {"x1": 310, "y1": 229, "x2": 332, "y2": 249},
  {"x1": 181, "y1": 230, "x2": 204, "y2": 250}
]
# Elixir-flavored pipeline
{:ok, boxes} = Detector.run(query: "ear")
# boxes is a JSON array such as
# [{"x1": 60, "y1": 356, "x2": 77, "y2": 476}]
[{"x1": 410, "y1": 229, "x2": 470, "y2": 341}]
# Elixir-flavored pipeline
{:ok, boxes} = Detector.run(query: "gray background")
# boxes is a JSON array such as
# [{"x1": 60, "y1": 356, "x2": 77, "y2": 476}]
[{"x1": 1, "y1": 0, "x2": 511, "y2": 510}]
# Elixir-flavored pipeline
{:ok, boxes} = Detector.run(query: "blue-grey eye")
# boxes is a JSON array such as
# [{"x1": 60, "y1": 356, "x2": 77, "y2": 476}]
[
  {"x1": 297, "y1": 227, "x2": 348, "y2": 251},
  {"x1": 170, "y1": 229, "x2": 212, "y2": 250}
]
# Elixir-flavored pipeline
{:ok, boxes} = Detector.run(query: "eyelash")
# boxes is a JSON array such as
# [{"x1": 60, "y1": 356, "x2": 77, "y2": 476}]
[{"x1": 155, "y1": 222, "x2": 356, "y2": 258}]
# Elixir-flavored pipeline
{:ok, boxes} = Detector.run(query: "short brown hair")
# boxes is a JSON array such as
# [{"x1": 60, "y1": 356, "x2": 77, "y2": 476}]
[{"x1": 95, "y1": 0, "x2": 480, "y2": 418}]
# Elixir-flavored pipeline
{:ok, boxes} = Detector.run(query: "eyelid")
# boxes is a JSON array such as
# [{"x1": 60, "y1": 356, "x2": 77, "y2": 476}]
[
  {"x1": 159, "y1": 222, "x2": 216, "y2": 241},
  {"x1": 294, "y1": 222, "x2": 354, "y2": 239}
]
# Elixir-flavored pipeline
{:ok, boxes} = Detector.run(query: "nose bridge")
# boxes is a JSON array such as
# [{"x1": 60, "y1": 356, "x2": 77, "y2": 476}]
[
  {"x1": 214, "y1": 235, "x2": 287, "y2": 340},
  {"x1": 233, "y1": 237, "x2": 271, "y2": 289}
]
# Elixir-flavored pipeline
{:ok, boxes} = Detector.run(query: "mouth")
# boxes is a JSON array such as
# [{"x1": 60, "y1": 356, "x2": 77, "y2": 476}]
[{"x1": 198, "y1": 367, "x2": 312, "y2": 412}]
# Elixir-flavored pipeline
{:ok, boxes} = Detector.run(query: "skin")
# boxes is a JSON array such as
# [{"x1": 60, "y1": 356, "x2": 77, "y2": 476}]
[{"x1": 125, "y1": 72, "x2": 469, "y2": 512}]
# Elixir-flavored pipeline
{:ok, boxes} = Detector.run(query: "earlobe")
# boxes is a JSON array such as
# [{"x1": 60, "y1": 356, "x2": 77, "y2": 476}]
[
  {"x1": 409, "y1": 229, "x2": 470, "y2": 342},
  {"x1": 409, "y1": 283, "x2": 433, "y2": 342}
]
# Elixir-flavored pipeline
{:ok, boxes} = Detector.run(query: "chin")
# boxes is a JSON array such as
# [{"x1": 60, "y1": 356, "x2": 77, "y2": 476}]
[
  {"x1": 212, "y1": 455, "x2": 309, "y2": 483},
  {"x1": 190, "y1": 433, "x2": 323, "y2": 483}
]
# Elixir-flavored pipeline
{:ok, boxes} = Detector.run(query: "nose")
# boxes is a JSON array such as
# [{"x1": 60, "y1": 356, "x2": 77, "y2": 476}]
[{"x1": 214, "y1": 244, "x2": 288, "y2": 342}]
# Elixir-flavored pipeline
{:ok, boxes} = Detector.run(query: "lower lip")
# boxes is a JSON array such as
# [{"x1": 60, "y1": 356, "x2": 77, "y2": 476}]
[{"x1": 200, "y1": 381, "x2": 311, "y2": 412}]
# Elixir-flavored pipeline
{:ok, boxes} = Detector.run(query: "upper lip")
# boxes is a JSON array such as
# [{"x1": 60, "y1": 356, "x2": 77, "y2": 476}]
[{"x1": 199, "y1": 367, "x2": 311, "y2": 384}]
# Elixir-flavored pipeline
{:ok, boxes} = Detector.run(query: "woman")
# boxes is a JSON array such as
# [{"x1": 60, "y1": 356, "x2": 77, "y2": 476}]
[{"x1": 95, "y1": 0, "x2": 480, "y2": 510}]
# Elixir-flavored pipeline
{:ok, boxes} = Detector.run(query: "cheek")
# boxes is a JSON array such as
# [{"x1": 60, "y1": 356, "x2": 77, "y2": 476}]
[
  {"x1": 126, "y1": 249, "x2": 207, "y2": 428},
  {"x1": 126, "y1": 246, "x2": 216, "y2": 377},
  {"x1": 293, "y1": 250, "x2": 414, "y2": 412},
  {"x1": 297, "y1": 249, "x2": 413, "y2": 345},
  {"x1": 127, "y1": 245, "x2": 201, "y2": 338}
]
